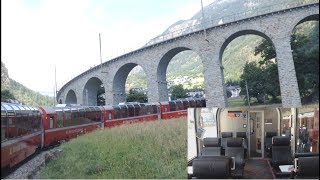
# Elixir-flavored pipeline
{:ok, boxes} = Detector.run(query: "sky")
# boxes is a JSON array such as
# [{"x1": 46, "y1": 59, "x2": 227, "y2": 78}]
[{"x1": 1, "y1": 0, "x2": 216, "y2": 97}]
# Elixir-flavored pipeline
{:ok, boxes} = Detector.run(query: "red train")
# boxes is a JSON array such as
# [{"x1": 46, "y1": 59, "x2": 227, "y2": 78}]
[{"x1": 1, "y1": 98, "x2": 206, "y2": 169}]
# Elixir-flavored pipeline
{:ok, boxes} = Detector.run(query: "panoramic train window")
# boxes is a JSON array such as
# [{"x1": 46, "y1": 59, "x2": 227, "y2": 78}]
[
  {"x1": 195, "y1": 100, "x2": 201, "y2": 107},
  {"x1": 16, "y1": 112, "x2": 27, "y2": 137},
  {"x1": 296, "y1": 108, "x2": 319, "y2": 153},
  {"x1": 188, "y1": 108, "x2": 218, "y2": 161},
  {"x1": 182, "y1": 100, "x2": 189, "y2": 110},
  {"x1": 32, "y1": 115, "x2": 41, "y2": 131},
  {"x1": 134, "y1": 104, "x2": 141, "y2": 116},
  {"x1": 121, "y1": 106, "x2": 128, "y2": 118},
  {"x1": 1, "y1": 106, "x2": 7, "y2": 142},
  {"x1": 152, "y1": 105, "x2": 157, "y2": 114},
  {"x1": 65, "y1": 109, "x2": 72, "y2": 126},
  {"x1": 176, "y1": 101, "x2": 183, "y2": 110},
  {"x1": 139, "y1": 104, "x2": 145, "y2": 115},
  {"x1": 169, "y1": 101, "x2": 176, "y2": 111},
  {"x1": 78, "y1": 108, "x2": 87, "y2": 124},
  {"x1": 128, "y1": 105, "x2": 134, "y2": 117},
  {"x1": 71, "y1": 108, "x2": 79, "y2": 125},
  {"x1": 56, "y1": 110, "x2": 64, "y2": 128},
  {"x1": 189, "y1": 100, "x2": 195, "y2": 108},
  {"x1": 113, "y1": 106, "x2": 121, "y2": 119}
]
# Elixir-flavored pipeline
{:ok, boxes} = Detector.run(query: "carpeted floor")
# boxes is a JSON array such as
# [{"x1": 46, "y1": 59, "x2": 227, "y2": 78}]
[{"x1": 243, "y1": 159, "x2": 275, "y2": 179}]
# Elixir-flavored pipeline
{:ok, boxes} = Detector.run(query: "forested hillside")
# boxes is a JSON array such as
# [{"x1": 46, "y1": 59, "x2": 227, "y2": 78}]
[{"x1": 1, "y1": 61, "x2": 54, "y2": 106}]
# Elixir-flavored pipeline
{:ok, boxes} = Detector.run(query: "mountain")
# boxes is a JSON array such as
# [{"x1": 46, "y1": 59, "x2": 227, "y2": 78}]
[
  {"x1": 1, "y1": 61, "x2": 54, "y2": 107},
  {"x1": 126, "y1": 0, "x2": 319, "y2": 91}
]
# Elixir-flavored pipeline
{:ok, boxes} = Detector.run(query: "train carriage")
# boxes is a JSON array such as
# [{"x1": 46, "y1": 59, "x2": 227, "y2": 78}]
[
  {"x1": 103, "y1": 102, "x2": 160, "y2": 128},
  {"x1": 1, "y1": 98, "x2": 206, "y2": 171},
  {"x1": 38, "y1": 105, "x2": 103, "y2": 147},
  {"x1": 160, "y1": 98, "x2": 206, "y2": 119},
  {"x1": 1, "y1": 102, "x2": 42, "y2": 169}
]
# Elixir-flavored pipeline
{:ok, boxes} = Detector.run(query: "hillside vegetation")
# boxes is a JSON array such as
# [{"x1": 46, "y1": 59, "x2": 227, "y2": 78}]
[
  {"x1": 40, "y1": 118, "x2": 187, "y2": 179},
  {"x1": 1, "y1": 61, "x2": 54, "y2": 106}
]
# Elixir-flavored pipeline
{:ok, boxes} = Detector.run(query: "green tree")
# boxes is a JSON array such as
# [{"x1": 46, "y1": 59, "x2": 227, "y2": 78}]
[
  {"x1": 1, "y1": 89, "x2": 15, "y2": 100},
  {"x1": 170, "y1": 84, "x2": 188, "y2": 100},
  {"x1": 240, "y1": 62, "x2": 266, "y2": 104},
  {"x1": 254, "y1": 29, "x2": 319, "y2": 104},
  {"x1": 126, "y1": 89, "x2": 147, "y2": 103}
]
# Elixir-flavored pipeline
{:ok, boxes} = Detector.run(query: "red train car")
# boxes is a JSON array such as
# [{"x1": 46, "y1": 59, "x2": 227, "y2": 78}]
[
  {"x1": 38, "y1": 105, "x2": 104, "y2": 147},
  {"x1": 1, "y1": 98, "x2": 206, "y2": 170},
  {"x1": 1, "y1": 103, "x2": 42, "y2": 169},
  {"x1": 160, "y1": 98, "x2": 206, "y2": 119},
  {"x1": 103, "y1": 103, "x2": 160, "y2": 128}
]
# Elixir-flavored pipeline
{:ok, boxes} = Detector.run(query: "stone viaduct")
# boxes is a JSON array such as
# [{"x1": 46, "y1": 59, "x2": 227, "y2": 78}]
[{"x1": 57, "y1": 2, "x2": 319, "y2": 108}]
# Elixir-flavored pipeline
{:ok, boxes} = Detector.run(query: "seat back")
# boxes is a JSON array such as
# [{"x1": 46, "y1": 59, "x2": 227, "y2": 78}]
[
  {"x1": 221, "y1": 132, "x2": 233, "y2": 151},
  {"x1": 201, "y1": 137, "x2": 221, "y2": 156},
  {"x1": 265, "y1": 132, "x2": 277, "y2": 157},
  {"x1": 192, "y1": 156, "x2": 232, "y2": 178},
  {"x1": 271, "y1": 136, "x2": 292, "y2": 166},
  {"x1": 225, "y1": 138, "x2": 245, "y2": 177},
  {"x1": 236, "y1": 132, "x2": 248, "y2": 149},
  {"x1": 296, "y1": 156, "x2": 319, "y2": 178}
]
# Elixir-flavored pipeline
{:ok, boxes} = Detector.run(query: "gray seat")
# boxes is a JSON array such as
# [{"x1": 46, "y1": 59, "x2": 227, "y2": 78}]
[
  {"x1": 225, "y1": 137, "x2": 245, "y2": 177},
  {"x1": 265, "y1": 132, "x2": 277, "y2": 158},
  {"x1": 221, "y1": 132, "x2": 233, "y2": 154},
  {"x1": 271, "y1": 136, "x2": 292, "y2": 167},
  {"x1": 236, "y1": 132, "x2": 248, "y2": 158},
  {"x1": 294, "y1": 156, "x2": 319, "y2": 178},
  {"x1": 192, "y1": 156, "x2": 232, "y2": 179},
  {"x1": 200, "y1": 138, "x2": 221, "y2": 156}
]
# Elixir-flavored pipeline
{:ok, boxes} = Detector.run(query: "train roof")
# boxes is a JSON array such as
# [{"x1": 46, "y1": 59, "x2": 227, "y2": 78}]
[
  {"x1": 1, "y1": 102, "x2": 39, "y2": 112},
  {"x1": 40, "y1": 105, "x2": 104, "y2": 114}
]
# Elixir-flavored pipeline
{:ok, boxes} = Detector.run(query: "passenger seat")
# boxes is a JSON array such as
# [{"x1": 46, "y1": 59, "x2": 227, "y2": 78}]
[
  {"x1": 200, "y1": 137, "x2": 221, "y2": 156},
  {"x1": 192, "y1": 156, "x2": 233, "y2": 179},
  {"x1": 220, "y1": 132, "x2": 233, "y2": 155},
  {"x1": 225, "y1": 137, "x2": 245, "y2": 178}
]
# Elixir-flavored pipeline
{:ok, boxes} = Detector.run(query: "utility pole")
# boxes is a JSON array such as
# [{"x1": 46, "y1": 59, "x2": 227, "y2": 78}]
[
  {"x1": 245, "y1": 80, "x2": 251, "y2": 108},
  {"x1": 54, "y1": 65, "x2": 57, "y2": 105}
]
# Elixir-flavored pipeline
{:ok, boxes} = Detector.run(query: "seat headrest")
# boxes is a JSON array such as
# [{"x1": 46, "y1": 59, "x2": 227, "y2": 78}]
[
  {"x1": 193, "y1": 156, "x2": 231, "y2": 178},
  {"x1": 203, "y1": 138, "x2": 221, "y2": 147},
  {"x1": 266, "y1": 132, "x2": 277, "y2": 138},
  {"x1": 221, "y1": 132, "x2": 233, "y2": 138},
  {"x1": 227, "y1": 138, "x2": 243, "y2": 147},
  {"x1": 294, "y1": 152, "x2": 319, "y2": 158},
  {"x1": 236, "y1": 132, "x2": 246, "y2": 138},
  {"x1": 272, "y1": 136, "x2": 290, "y2": 146}
]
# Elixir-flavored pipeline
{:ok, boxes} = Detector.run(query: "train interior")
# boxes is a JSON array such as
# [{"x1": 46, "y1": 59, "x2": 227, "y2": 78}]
[{"x1": 187, "y1": 107, "x2": 319, "y2": 179}]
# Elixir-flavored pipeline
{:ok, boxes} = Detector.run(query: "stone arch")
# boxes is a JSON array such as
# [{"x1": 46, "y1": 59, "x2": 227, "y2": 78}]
[
  {"x1": 65, "y1": 89, "x2": 77, "y2": 104},
  {"x1": 82, "y1": 77, "x2": 104, "y2": 106},
  {"x1": 157, "y1": 47, "x2": 203, "y2": 101},
  {"x1": 219, "y1": 29, "x2": 273, "y2": 61},
  {"x1": 112, "y1": 63, "x2": 147, "y2": 104},
  {"x1": 290, "y1": 14, "x2": 319, "y2": 104},
  {"x1": 289, "y1": 14, "x2": 319, "y2": 34},
  {"x1": 218, "y1": 29, "x2": 283, "y2": 106}
]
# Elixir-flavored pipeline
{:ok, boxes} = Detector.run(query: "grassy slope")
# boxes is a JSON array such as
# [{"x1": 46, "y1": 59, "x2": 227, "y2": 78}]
[{"x1": 40, "y1": 117, "x2": 187, "y2": 179}]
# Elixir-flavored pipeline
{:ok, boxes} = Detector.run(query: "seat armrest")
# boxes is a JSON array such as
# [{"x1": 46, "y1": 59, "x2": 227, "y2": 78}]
[{"x1": 231, "y1": 157, "x2": 235, "y2": 170}]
